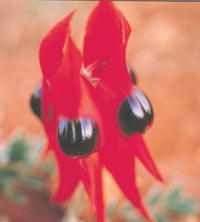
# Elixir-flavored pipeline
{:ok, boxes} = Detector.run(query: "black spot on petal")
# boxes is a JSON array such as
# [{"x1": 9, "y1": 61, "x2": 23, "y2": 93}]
[
  {"x1": 127, "y1": 66, "x2": 137, "y2": 85},
  {"x1": 118, "y1": 87, "x2": 154, "y2": 136},
  {"x1": 30, "y1": 83, "x2": 42, "y2": 119},
  {"x1": 57, "y1": 118, "x2": 99, "y2": 158}
]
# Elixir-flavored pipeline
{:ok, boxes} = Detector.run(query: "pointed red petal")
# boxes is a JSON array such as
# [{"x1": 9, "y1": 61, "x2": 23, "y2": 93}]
[
  {"x1": 49, "y1": 35, "x2": 82, "y2": 119},
  {"x1": 79, "y1": 75, "x2": 105, "y2": 141},
  {"x1": 41, "y1": 80, "x2": 80, "y2": 202},
  {"x1": 56, "y1": 35, "x2": 82, "y2": 78},
  {"x1": 39, "y1": 10, "x2": 76, "y2": 79},
  {"x1": 98, "y1": 47, "x2": 133, "y2": 102},
  {"x1": 41, "y1": 79, "x2": 58, "y2": 151},
  {"x1": 103, "y1": 144, "x2": 152, "y2": 220},
  {"x1": 84, "y1": 1, "x2": 131, "y2": 78},
  {"x1": 42, "y1": 80, "x2": 52, "y2": 126},
  {"x1": 52, "y1": 147, "x2": 80, "y2": 202},
  {"x1": 40, "y1": 142, "x2": 50, "y2": 160},
  {"x1": 79, "y1": 153, "x2": 105, "y2": 222},
  {"x1": 127, "y1": 135, "x2": 163, "y2": 182}
]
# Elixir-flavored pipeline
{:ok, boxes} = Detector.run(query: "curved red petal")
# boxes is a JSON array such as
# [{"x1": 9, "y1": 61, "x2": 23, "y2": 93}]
[
  {"x1": 79, "y1": 75, "x2": 105, "y2": 144},
  {"x1": 103, "y1": 146, "x2": 153, "y2": 220},
  {"x1": 42, "y1": 80, "x2": 52, "y2": 126},
  {"x1": 41, "y1": 79, "x2": 58, "y2": 151},
  {"x1": 39, "y1": 10, "x2": 76, "y2": 79},
  {"x1": 56, "y1": 35, "x2": 82, "y2": 78},
  {"x1": 52, "y1": 147, "x2": 80, "y2": 202},
  {"x1": 49, "y1": 35, "x2": 82, "y2": 119},
  {"x1": 40, "y1": 142, "x2": 50, "y2": 160},
  {"x1": 84, "y1": 1, "x2": 131, "y2": 78},
  {"x1": 79, "y1": 153, "x2": 105, "y2": 222},
  {"x1": 98, "y1": 47, "x2": 133, "y2": 103},
  {"x1": 41, "y1": 79, "x2": 80, "y2": 202},
  {"x1": 127, "y1": 135, "x2": 163, "y2": 182}
]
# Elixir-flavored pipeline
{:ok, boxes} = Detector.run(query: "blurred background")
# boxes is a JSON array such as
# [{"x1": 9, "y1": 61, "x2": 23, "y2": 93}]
[{"x1": 0, "y1": 0, "x2": 200, "y2": 221}]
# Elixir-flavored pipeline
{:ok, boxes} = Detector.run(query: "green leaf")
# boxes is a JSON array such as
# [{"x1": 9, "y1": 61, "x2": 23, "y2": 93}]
[
  {"x1": 23, "y1": 176, "x2": 44, "y2": 190},
  {"x1": 106, "y1": 200, "x2": 117, "y2": 216},
  {"x1": 154, "y1": 213, "x2": 171, "y2": 222},
  {"x1": 0, "y1": 168, "x2": 18, "y2": 192},
  {"x1": 8, "y1": 136, "x2": 29, "y2": 164},
  {"x1": 0, "y1": 177, "x2": 13, "y2": 192},
  {"x1": 129, "y1": 219, "x2": 145, "y2": 222},
  {"x1": 164, "y1": 187, "x2": 197, "y2": 216},
  {"x1": 146, "y1": 190, "x2": 162, "y2": 206},
  {"x1": 123, "y1": 203, "x2": 134, "y2": 212},
  {"x1": 40, "y1": 153, "x2": 56, "y2": 175},
  {"x1": 0, "y1": 168, "x2": 18, "y2": 178},
  {"x1": 12, "y1": 191, "x2": 27, "y2": 204}
]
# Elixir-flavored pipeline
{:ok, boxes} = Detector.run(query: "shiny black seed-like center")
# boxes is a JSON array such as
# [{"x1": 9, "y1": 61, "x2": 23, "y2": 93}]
[
  {"x1": 30, "y1": 83, "x2": 42, "y2": 119},
  {"x1": 127, "y1": 66, "x2": 137, "y2": 85},
  {"x1": 118, "y1": 87, "x2": 153, "y2": 136},
  {"x1": 57, "y1": 118, "x2": 99, "y2": 158}
]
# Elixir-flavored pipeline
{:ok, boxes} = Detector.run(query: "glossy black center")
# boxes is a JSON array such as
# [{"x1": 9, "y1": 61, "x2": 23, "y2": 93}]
[
  {"x1": 30, "y1": 83, "x2": 42, "y2": 119},
  {"x1": 127, "y1": 66, "x2": 137, "y2": 85},
  {"x1": 118, "y1": 87, "x2": 153, "y2": 136},
  {"x1": 57, "y1": 118, "x2": 99, "y2": 158}
]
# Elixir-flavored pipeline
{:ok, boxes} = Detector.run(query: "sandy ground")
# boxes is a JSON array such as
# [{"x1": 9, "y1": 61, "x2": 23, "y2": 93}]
[{"x1": 0, "y1": 0, "x2": 200, "y2": 204}]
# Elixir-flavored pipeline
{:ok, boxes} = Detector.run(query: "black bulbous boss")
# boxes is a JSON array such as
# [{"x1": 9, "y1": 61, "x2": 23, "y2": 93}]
[
  {"x1": 128, "y1": 66, "x2": 137, "y2": 85},
  {"x1": 30, "y1": 83, "x2": 42, "y2": 119},
  {"x1": 118, "y1": 87, "x2": 154, "y2": 136},
  {"x1": 57, "y1": 118, "x2": 99, "y2": 158}
]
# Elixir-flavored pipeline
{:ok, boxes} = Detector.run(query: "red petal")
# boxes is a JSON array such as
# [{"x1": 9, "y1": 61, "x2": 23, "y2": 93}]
[
  {"x1": 79, "y1": 153, "x2": 105, "y2": 222},
  {"x1": 39, "y1": 10, "x2": 76, "y2": 79},
  {"x1": 103, "y1": 145, "x2": 153, "y2": 220},
  {"x1": 41, "y1": 79, "x2": 57, "y2": 152},
  {"x1": 97, "y1": 47, "x2": 133, "y2": 102},
  {"x1": 84, "y1": 1, "x2": 131, "y2": 78},
  {"x1": 56, "y1": 35, "x2": 82, "y2": 78},
  {"x1": 52, "y1": 147, "x2": 80, "y2": 202},
  {"x1": 41, "y1": 80, "x2": 80, "y2": 202},
  {"x1": 42, "y1": 80, "x2": 52, "y2": 126},
  {"x1": 127, "y1": 135, "x2": 163, "y2": 182},
  {"x1": 40, "y1": 142, "x2": 50, "y2": 160},
  {"x1": 49, "y1": 35, "x2": 82, "y2": 119},
  {"x1": 79, "y1": 75, "x2": 105, "y2": 145}
]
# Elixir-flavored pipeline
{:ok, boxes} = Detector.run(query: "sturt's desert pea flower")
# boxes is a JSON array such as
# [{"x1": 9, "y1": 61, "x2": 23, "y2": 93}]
[{"x1": 30, "y1": 2, "x2": 162, "y2": 222}]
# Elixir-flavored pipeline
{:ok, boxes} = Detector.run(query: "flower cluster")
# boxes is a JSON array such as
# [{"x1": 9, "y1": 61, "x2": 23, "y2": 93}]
[{"x1": 30, "y1": 2, "x2": 162, "y2": 222}]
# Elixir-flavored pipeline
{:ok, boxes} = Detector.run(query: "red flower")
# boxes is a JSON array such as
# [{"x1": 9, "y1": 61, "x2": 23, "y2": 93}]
[{"x1": 30, "y1": 2, "x2": 162, "y2": 222}]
